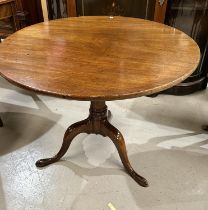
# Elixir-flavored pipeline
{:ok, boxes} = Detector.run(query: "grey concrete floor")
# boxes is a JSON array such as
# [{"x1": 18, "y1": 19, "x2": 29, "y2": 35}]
[{"x1": 0, "y1": 76, "x2": 208, "y2": 210}]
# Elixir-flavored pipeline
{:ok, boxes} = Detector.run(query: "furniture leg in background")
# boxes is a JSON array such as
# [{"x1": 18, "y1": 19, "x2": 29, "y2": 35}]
[
  {"x1": 202, "y1": 125, "x2": 208, "y2": 131},
  {"x1": 0, "y1": 117, "x2": 3, "y2": 127}
]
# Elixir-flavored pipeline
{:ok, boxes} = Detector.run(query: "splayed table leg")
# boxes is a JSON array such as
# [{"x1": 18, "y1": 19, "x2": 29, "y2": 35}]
[{"x1": 36, "y1": 101, "x2": 148, "y2": 187}]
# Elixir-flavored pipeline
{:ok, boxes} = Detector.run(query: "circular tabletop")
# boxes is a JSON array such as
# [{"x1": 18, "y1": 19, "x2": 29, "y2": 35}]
[{"x1": 0, "y1": 16, "x2": 200, "y2": 101}]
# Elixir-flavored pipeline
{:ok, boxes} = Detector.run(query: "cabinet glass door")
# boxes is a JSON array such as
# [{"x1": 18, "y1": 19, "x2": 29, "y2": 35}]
[
  {"x1": 47, "y1": 0, "x2": 156, "y2": 20},
  {"x1": 76, "y1": 0, "x2": 156, "y2": 19}
]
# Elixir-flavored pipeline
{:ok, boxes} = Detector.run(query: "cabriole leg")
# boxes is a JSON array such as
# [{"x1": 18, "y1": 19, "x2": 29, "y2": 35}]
[
  {"x1": 36, "y1": 101, "x2": 149, "y2": 187},
  {"x1": 102, "y1": 121, "x2": 148, "y2": 187},
  {"x1": 36, "y1": 119, "x2": 89, "y2": 167}
]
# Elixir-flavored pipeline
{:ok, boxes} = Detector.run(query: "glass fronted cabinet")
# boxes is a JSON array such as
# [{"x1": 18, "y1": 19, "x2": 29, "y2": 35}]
[
  {"x1": 45, "y1": 0, "x2": 166, "y2": 22},
  {"x1": 45, "y1": 0, "x2": 208, "y2": 95},
  {"x1": 75, "y1": 0, "x2": 155, "y2": 20}
]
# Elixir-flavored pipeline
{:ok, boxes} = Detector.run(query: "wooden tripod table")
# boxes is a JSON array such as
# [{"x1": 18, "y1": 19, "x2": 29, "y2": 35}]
[{"x1": 0, "y1": 17, "x2": 200, "y2": 187}]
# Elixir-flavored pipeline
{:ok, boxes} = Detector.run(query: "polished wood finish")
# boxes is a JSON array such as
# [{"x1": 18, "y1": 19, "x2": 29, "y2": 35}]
[
  {"x1": 21, "y1": 0, "x2": 43, "y2": 24},
  {"x1": 154, "y1": 0, "x2": 168, "y2": 23},
  {"x1": 0, "y1": 17, "x2": 200, "y2": 101},
  {"x1": 67, "y1": 0, "x2": 77, "y2": 17},
  {"x1": 15, "y1": 0, "x2": 22, "y2": 10},
  {"x1": 36, "y1": 101, "x2": 148, "y2": 187},
  {"x1": 0, "y1": 17, "x2": 200, "y2": 187},
  {"x1": 0, "y1": 0, "x2": 15, "y2": 20}
]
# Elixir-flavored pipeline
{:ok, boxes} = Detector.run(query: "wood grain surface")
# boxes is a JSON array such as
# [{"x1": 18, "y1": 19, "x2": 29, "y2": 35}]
[
  {"x1": 0, "y1": 0, "x2": 15, "y2": 5},
  {"x1": 0, "y1": 16, "x2": 200, "y2": 101}
]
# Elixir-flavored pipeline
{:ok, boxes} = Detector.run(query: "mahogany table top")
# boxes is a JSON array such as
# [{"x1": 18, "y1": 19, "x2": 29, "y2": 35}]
[{"x1": 0, "y1": 16, "x2": 200, "y2": 101}]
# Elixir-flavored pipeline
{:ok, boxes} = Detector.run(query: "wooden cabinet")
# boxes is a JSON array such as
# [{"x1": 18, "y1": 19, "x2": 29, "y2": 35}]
[
  {"x1": 0, "y1": 0, "x2": 20, "y2": 39},
  {"x1": 75, "y1": 0, "x2": 156, "y2": 20},
  {"x1": 46, "y1": 0, "x2": 167, "y2": 22},
  {"x1": 20, "y1": 0, "x2": 43, "y2": 24}
]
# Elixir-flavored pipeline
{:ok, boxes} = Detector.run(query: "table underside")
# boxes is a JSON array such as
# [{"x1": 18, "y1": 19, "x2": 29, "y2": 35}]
[{"x1": 36, "y1": 101, "x2": 149, "y2": 187}]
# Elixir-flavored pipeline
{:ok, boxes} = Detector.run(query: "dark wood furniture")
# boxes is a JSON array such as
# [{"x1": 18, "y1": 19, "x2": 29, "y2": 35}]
[
  {"x1": 18, "y1": 0, "x2": 43, "y2": 25},
  {"x1": 0, "y1": 0, "x2": 19, "y2": 40},
  {"x1": 0, "y1": 16, "x2": 200, "y2": 187},
  {"x1": 74, "y1": 0, "x2": 156, "y2": 19},
  {"x1": 0, "y1": 0, "x2": 33, "y2": 40},
  {"x1": 154, "y1": 0, "x2": 168, "y2": 23},
  {"x1": 67, "y1": 0, "x2": 77, "y2": 17},
  {"x1": 48, "y1": 0, "x2": 166, "y2": 21},
  {"x1": 14, "y1": 0, "x2": 29, "y2": 28}
]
